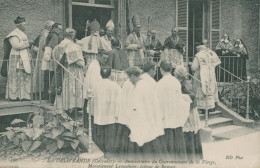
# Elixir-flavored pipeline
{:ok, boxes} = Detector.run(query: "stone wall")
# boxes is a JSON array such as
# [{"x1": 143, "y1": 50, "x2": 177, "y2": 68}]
[{"x1": 128, "y1": 0, "x2": 176, "y2": 44}]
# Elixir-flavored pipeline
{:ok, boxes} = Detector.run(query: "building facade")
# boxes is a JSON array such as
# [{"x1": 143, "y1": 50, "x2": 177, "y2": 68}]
[{"x1": 0, "y1": 0, "x2": 259, "y2": 75}]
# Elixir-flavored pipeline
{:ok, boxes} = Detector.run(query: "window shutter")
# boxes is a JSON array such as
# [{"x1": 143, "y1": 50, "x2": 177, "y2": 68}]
[
  {"x1": 65, "y1": 0, "x2": 72, "y2": 28},
  {"x1": 118, "y1": 0, "x2": 127, "y2": 49},
  {"x1": 210, "y1": 0, "x2": 221, "y2": 49},
  {"x1": 176, "y1": 0, "x2": 189, "y2": 64}
]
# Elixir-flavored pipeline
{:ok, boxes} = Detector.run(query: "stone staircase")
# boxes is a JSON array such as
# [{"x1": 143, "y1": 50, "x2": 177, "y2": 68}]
[{"x1": 199, "y1": 109, "x2": 257, "y2": 141}]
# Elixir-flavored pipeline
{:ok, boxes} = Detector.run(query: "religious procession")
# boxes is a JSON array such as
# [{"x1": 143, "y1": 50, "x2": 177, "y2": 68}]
[
  {"x1": 0, "y1": 13, "x2": 226, "y2": 161},
  {"x1": 0, "y1": 0, "x2": 258, "y2": 165}
]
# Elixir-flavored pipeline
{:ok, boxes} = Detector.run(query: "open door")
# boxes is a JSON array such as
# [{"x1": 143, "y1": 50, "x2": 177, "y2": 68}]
[
  {"x1": 188, "y1": 0, "x2": 204, "y2": 59},
  {"x1": 64, "y1": 0, "x2": 116, "y2": 39},
  {"x1": 176, "y1": 0, "x2": 189, "y2": 64}
]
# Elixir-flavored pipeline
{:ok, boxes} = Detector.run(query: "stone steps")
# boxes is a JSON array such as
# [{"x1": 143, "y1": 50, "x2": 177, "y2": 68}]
[
  {"x1": 213, "y1": 126, "x2": 258, "y2": 140},
  {"x1": 200, "y1": 116, "x2": 233, "y2": 129},
  {"x1": 199, "y1": 108, "x2": 258, "y2": 141},
  {"x1": 199, "y1": 110, "x2": 222, "y2": 120},
  {"x1": 212, "y1": 125, "x2": 243, "y2": 136}
]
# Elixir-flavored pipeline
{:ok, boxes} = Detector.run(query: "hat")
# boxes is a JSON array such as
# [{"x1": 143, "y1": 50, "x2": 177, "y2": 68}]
[
  {"x1": 90, "y1": 20, "x2": 100, "y2": 32},
  {"x1": 14, "y1": 16, "x2": 25, "y2": 24},
  {"x1": 132, "y1": 14, "x2": 141, "y2": 27},
  {"x1": 106, "y1": 20, "x2": 114, "y2": 31},
  {"x1": 143, "y1": 61, "x2": 156, "y2": 72}
]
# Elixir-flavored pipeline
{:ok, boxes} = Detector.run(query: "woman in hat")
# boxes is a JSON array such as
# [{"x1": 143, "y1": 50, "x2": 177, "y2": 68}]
[
  {"x1": 215, "y1": 34, "x2": 233, "y2": 56},
  {"x1": 215, "y1": 34, "x2": 234, "y2": 82},
  {"x1": 231, "y1": 38, "x2": 248, "y2": 80}
]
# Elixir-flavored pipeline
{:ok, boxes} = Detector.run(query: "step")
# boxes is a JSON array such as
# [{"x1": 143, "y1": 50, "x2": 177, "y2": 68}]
[
  {"x1": 200, "y1": 117, "x2": 233, "y2": 129},
  {"x1": 212, "y1": 125, "x2": 243, "y2": 136},
  {"x1": 199, "y1": 111, "x2": 222, "y2": 120},
  {"x1": 213, "y1": 126, "x2": 258, "y2": 140},
  {"x1": 0, "y1": 101, "x2": 34, "y2": 117}
]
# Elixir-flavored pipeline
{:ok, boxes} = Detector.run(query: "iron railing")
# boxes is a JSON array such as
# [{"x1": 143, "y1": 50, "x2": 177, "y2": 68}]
[{"x1": 188, "y1": 55, "x2": 250, "y2": 120}]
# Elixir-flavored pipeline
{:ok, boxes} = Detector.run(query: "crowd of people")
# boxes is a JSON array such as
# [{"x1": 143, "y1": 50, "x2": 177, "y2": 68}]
[{"x1": 1, "y1": 14, "x2": 229, "y2": 160}]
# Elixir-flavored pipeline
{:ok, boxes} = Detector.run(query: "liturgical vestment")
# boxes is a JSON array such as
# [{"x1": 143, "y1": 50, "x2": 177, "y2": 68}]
[
  {"x1": 92, "y1": 78, "x2": 122, "y2": 153},
  {"x1": 157, "y1": 73, "x2": 189, "y2": 161}
]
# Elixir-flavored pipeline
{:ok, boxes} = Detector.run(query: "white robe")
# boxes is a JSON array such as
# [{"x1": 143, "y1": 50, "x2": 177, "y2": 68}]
[
  {"x1": 117, "y1": 79, "x2": 134, "y2": 125},
  {"x1": 128, "y1": 73, "x2": 164, "y2": 146},
  {"x1": 157, "y1": 73, "x2": 189, "y2": 129},
  {"x1": 83, "y1": 60, "x2": 102, "y2": 99},
  {"x1": 93, "y1": 79, "x2": 122, "y2": 125}
]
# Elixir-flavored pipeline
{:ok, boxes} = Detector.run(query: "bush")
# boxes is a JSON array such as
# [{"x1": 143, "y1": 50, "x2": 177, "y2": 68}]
[
  {"x1": 0, "y1": 108, "x2": 87, "y2": 155},
  {"x1": 220, "y1": 76, "x2": 260, "y2": 120}
]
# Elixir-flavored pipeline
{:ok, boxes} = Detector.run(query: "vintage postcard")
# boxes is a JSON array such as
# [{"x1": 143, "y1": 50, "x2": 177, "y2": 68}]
[{"x1": 0, "y1": 0, "x2": 259, "y2": 168}]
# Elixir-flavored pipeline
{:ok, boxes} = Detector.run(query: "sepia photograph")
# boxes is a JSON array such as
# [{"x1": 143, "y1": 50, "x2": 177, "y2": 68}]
[{"x1": 0, "y1": 0, "x2": 259, "y2": 168}]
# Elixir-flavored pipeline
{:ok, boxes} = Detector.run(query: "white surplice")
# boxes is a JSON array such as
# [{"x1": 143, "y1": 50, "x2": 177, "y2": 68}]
[
  {"x1": 117, "y1": 79, "x2": 134, "y2": 126},
  {"x1": 157, "y1": 73, "x2": 189, "y2": 129},
  {"x1": 128, "y1": 73, "x2": 164, "y2": 146},
  {"x1": 83, "y1": 59, "x2": 102, "y2": 99},
  {"x1": 93, "y1": 79, "x2": 122, "y2": 125}
]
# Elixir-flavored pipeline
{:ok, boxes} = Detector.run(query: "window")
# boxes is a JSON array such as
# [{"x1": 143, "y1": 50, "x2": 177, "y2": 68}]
[
  {"x1": 73, "y1": 0, "x2": 89, "y2": 3},
  {"x1": 72, "y1": 0, "x2": 114, "y2": 8},
  {"x1": 95, "y1": 0, "x2": 111, "y2": 5}
]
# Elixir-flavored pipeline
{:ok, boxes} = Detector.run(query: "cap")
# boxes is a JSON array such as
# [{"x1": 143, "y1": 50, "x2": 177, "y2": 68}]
[{"x1": 14, "y1": 16, "x2": 25, "y2": 24}]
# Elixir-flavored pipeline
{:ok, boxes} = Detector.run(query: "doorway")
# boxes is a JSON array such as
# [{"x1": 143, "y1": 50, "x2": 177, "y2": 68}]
[
  {"x1": 188, "y1": 0, "x2": 204, "y2": 58},
  {"x1": 72, "y1": 5, "x2": 112, "y2": 39}
]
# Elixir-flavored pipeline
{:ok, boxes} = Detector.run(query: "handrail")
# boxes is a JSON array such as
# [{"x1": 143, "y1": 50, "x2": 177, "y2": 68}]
[
  {"x1": 187, "y1": 73, "x2": 201, "y2": 83},
  {"x1": 217, "y1": 65, "x2": 246, "y2": 83},
  {"x1": 54, "y1": 60, "x2": 84, "y2": 86},
  {"x1": 187, "y1": 72, "x2": 209, "y2": 127},
  {"x1": 218, "y1": 56, "x2": 241, "y2": 58}
]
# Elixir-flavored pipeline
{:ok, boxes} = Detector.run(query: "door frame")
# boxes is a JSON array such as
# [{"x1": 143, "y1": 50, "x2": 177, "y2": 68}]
[{"x1": 66, "y1": 0, "x2": 116, "y2": 28}]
